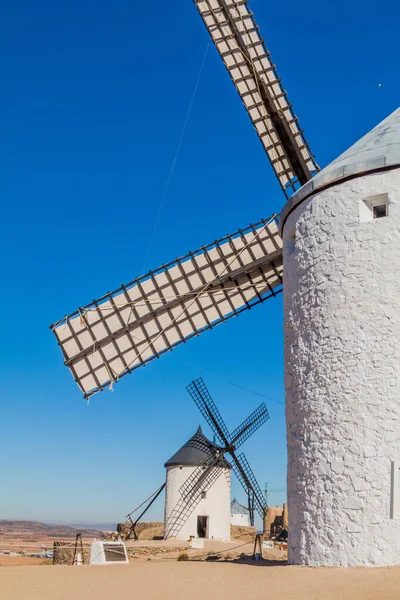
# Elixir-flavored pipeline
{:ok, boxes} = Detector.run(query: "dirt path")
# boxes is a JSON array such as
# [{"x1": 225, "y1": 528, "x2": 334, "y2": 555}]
[{"x1": 2, "y1": 561, "x2": 400, "y2": 600}]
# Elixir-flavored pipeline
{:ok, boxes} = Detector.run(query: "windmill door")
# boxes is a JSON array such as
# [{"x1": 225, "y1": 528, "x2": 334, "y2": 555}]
[{"x1": 197, "y1": 516, "x2": 208, "y2": 539}]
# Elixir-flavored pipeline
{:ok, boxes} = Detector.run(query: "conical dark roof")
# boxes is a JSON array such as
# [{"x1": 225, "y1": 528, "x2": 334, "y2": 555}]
[{"x1": 165, "y1": 426, "x2": 231, "y2": 468}]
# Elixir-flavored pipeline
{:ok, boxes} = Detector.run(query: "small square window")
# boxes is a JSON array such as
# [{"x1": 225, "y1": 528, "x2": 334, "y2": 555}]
[
  {"x1": 360, "y1": 193, "x2": 389, "y2": 222},
  {"x1": 373, "y1": 204, "x2": 387, "y2": 219}
]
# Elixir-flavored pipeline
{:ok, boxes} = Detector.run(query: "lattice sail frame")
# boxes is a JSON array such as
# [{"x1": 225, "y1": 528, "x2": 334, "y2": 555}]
[
  {"x1": 51, "y1": 217, "x2": 283, "y2": 398},
  {"x1": 187, "y1": 378, "x2": 231, "y2": 445},
  {"x1": 232, "y1": 453, "x2": 266, "y2": 517},
  {"x1": 194, "y1": 0, "x2": 319, "y2": 196},
  {"x1": 230, "y1": 402, "x2": 269, "y2": 449},
  {"x1": 186, "y1": 377, "x2": 269, "y2": 519}
]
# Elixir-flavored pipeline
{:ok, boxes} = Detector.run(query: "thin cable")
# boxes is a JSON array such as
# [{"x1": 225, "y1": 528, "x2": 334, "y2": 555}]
[
  {"x1": 126, "y1": 484, "x2": 165, "y2": 519},
  {"x1": 141, "y1": 43, "x2": 210, "y2": 273},
  {"x1": 183, "y1": 361, "x2": 285, "y2": 406},
  {"x1": 80, "y1": 281, "x2": 275, "y2": 314}
]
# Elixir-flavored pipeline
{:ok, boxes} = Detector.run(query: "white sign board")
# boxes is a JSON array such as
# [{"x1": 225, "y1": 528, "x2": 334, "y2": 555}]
[{"x1": 90, "y1": 541, "x2": 128, "y2": 566}]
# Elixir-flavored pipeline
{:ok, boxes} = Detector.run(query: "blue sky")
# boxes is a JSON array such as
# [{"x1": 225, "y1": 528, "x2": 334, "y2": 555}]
[{"x1": 0, "y1": 0, "x2": 398, "y2": 526}]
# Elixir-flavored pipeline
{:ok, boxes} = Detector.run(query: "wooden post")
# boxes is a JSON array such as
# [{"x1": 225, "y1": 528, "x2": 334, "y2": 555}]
[{"x1": 72, "y1": 533, "x2": 85, "y2": 566}]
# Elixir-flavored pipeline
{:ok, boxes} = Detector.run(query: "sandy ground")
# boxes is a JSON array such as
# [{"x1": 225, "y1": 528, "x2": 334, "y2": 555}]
[
  {"x1": 0, "y1": 555, "x2": 44, "y2": 567},
  {"x1": 2, "y1": 561, "x2": 400, "y2": 600}
]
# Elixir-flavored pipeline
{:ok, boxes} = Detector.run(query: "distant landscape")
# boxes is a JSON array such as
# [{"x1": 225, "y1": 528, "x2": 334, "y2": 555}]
[
  {"x1": 0, "y1": 520, "x2": 106, "y2": 537},
  {"x1": 48, "y1": 522, "x2": 117, "y2": 533},
  {"x1": 0, "y1": 519, "x2": 109, "y2": 567}
]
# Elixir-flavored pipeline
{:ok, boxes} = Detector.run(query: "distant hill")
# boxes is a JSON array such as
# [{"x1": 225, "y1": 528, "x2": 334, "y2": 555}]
[
  {"x1": 56, "y1": 522, "x2": 117, "y2": 532},
  {"x1": 0, "y1": 520, "x2": 104, "y2": 537}
]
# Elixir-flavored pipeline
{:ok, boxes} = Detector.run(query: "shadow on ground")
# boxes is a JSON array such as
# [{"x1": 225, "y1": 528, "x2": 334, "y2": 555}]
[{"x1": 199, "y1": 554, "x2": 287, "y2": 567}]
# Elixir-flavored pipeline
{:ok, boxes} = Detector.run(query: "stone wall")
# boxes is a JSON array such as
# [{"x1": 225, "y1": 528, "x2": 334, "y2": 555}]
[
  {"x1": 53, "y1": 542, "x2": 91, "y2": 565},
  {"x1": 230, "y1": 525, "x2": 256, "y2": 541},
  {"x1": 117, "y1": 522, "x2": 163, "y2": 539}
]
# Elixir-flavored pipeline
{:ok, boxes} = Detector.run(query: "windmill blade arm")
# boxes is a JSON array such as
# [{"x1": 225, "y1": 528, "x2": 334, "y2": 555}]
[
  {"x1": 51, "y1": 217, "x2": 282, "y2": 398},
  {"x1": 230, "y1": 402, "x2": 269, "y2": 449},
  {"x1": 125, "y1": 483, "x2": 166, "y2": 539},
  {"x1": 231, "y1": 452, "x2": 266, "y2": 518},
  {"x1": 193, "y1": 0, "x2": 319, "y2": 196},
  {"x1": 184, "y1": 434, "x2": 217, "y2": 454},
  {"x1": 186, "y1": 378, "x2": 230, "y2": 446},
  {"x1": 179, "y1": 452, "x2": 226, "y2": 499}
]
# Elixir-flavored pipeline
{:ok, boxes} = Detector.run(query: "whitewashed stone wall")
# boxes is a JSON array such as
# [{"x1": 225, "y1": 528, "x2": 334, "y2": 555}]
[
  {"x1": 231, "y1": 512, "x2": 250, "y2": 527},
  {"x1": 283, "y1": 169, "x2": 400, "y2": 566},
  {"x1": 164, "y1": 465, "x2": 231, "y2": 541}
]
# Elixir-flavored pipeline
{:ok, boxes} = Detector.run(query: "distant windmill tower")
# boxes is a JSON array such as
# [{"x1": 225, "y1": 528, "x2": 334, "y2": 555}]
[
  {"x1": 230, "y1": 498, "x2": 250, "y2": 527},
  {"x1": 164, "y1": 378, "x2": 268, "y2": 539},
  {"x1": 51, "y1": 0, "x2": 400, "y2": 567},
  {"x1": 164, "y1": 426, "x2": 231, "y2": 541}
]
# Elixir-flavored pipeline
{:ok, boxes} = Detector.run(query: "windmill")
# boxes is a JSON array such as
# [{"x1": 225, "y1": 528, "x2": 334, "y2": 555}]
[
  {"x1": 164, "y1": 377, "x2": 269, "y2": 538},
  {"x1": 50, "y1": 0, "x2": 318, "y2": 400},
  {"x1": 50, "y1": 0, "x2": 400, "y2": 567}
]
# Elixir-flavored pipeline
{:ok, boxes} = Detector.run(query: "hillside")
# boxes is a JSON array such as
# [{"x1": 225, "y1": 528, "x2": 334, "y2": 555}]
[{"x1": 0, "y1": 520, "x2": 103, "y2": 537}]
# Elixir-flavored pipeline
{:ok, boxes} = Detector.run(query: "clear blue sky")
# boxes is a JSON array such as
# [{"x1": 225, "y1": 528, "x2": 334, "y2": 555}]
[{"x1": 0, "y1": 0, "x2": 398, "y2": 526}]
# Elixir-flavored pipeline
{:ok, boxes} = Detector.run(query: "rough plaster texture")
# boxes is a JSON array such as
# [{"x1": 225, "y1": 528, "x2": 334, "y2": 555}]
[
  {"x1": 164, "y1": 465, "x2": 231, "y2": 541},
  {"x1": 283, "y1": 168, "x2": 400, "y2": 566}
]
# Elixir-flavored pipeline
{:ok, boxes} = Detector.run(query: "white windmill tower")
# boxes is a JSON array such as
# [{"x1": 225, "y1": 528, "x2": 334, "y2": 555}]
[
  {"x1": 281, "y1": 110, "x2": 400, "y2": 566},
  {"x1": 164, "y1": 378, "x2": 269, "y2": 540},
  {"x1": 164, "y1": 426, "x2": 231, "y2": 541},
  {"x1": 51, "y1": 0, "x2": 400, "y2": 567}
]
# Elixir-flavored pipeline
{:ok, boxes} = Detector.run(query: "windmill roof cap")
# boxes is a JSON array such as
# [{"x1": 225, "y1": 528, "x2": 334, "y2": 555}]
[
  {"x1": 164, "y1": 426, "x2": 231, "y2": 469},
  {"x1": 280, "y1": 107, "x2": 400, "y2": 233},
  {"x1": 230, "y1": 498, "x2": 249, "y2": 514}
]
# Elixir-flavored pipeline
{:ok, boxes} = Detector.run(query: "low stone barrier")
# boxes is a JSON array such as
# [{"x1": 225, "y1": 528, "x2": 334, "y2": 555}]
[{"x1": 52, "y1": 542, "x2": 91, "y2": 565}]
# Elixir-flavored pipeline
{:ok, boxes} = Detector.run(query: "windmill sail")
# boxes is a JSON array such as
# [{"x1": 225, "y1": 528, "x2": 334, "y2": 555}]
[
  {"x1": 193, "y1": 0, "x2": 319, "y2": 196},
  {"x1": 51, "y1": 217, "x2": 282, "y2": 398},
  {"x1": 185, "y1": 377, "x2": 269, "y2": 524},
  {"x1": 230, "y1": 402, "x2": 269, "y2": 449},
  {"x1": 231, "y1": 452, "x2": 266, "y2": 518},
  {"x1": 187, "y1": 378, "x2": 231, "y2": 445}
]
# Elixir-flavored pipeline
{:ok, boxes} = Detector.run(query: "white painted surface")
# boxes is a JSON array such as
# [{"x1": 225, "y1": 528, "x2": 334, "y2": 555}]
[
  {"x1": 390, "y1": 462, "x2": 400, "y2": 520},
  {"x1": 164, "y1": 465, "x2": 231, "y2": 541},
  {"x1": 190, "y1": 539, "x2": 204, "y2": 549},
  {"x1": 231, "y1": 513, "x2": 250, "y2": 527},
  {"x1": 89, "y1": 542, "x2": 128, "y2": 565},
  {"x1": 283, "y1": 168, "x2": 400, "y2": 566}
]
